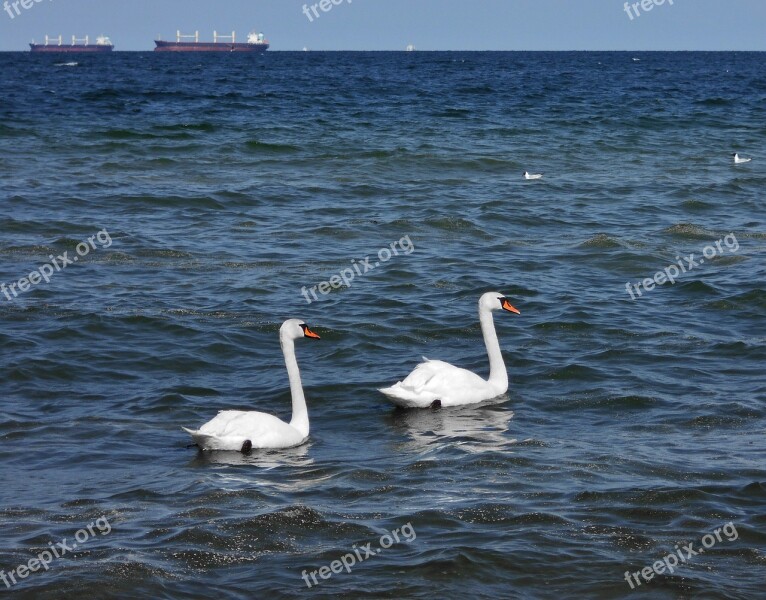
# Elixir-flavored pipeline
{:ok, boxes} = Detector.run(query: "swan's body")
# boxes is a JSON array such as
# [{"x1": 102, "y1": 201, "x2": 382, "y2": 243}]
[
  {"x1": 733, "y1": 153, "x2": 752, "y2": 164},
  {"x1": 379, "y1": 292, "x2": 520, "y2": 408},
  {"x1": 524, "y1": 171, "x2": 543, "y2": 180},
  {"x1": 183, "y1": 319, "x2": 320, "y2": 452}
]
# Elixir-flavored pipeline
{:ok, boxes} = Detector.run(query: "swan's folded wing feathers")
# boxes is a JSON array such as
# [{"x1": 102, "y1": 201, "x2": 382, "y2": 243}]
[
  {"x1": 400, "y1": 360, "x2": 488, "y2": 399},
  {"x1": 201, "y1": 410, "x2": 284, "y2": 438},
  {"x1": 190, "y1": 410, "x2": 304, "y2": 450}
]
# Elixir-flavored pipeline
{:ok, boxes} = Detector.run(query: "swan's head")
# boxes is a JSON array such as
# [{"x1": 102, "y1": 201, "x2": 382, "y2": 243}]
[
  {"x1": 480, "y1": 292, "x2": 520, "y2": 315},
  {"x1": 280, "y1": 319, "x2": 321, "y2": 341}
]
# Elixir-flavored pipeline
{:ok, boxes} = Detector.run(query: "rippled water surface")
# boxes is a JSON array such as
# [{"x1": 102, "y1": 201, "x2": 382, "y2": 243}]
[{"x1": 1, "y1": 52, "x2": 765, "y2": 599}]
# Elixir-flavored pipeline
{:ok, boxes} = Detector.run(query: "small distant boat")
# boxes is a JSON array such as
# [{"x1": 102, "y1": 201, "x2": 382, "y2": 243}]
[
  {"x1": 154, "y1": 30, "x2": 269, "y2": 53},
  {"x1": 406, "y1": 44, "x2": 415, "y2": 52},
  {"x1": 30, "y1": 35, "x2": 114, "y2": 53}
]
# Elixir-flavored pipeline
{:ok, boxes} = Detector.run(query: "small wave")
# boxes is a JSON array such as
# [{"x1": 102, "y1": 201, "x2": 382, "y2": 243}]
[
  {"x1": 0, "y1": 125, "x2": 33, "y2": 138},
  {"x1": 134, "y1": 249, "x2": 194, "y2": 259},
  {"x1": 694, "y1": 97, "x2": 733, "y2": 106},
  {"x1": 678, "y1": 279, "x2": 719, "y2": 294},
  {"x1": 120, "y1": 194, "x2": 225, "y2": 209},
  {"x1": 577, "y1": 234, "x2": 624, "y2": 249},
  {"x1": 82, "y1": 88, "x2": 122, "y2": 100},
  {"x1": 726, "y1": 288, "x2": 766, "y2": 308},
  {"x1": 54, "y1": 62, "x2": 79, "y2": 67},
  {"x1": 681, "y1": 198, "x2": 714, "y2": 210},
  {"x1": 663, "y1": 223, "x2": 719, "y2": 239},
  {"x1": 433, "y1": 108, "x2": 472, "y2": 118},
  {"x1": 428, "y1": 216, "x2": 480, "y2": 231},
  {"x1": 244, "y1": 140, "x2": 301, "y2": 154},
  {"x1": 455, "y1": 84, "x2": 495, "y2": 95},
  {"x1": 156, "y1": 123, "x2": 217, "y2": 133},
  {"x1": 94, "y1": 128, "x2": 194, "y2": 141},
  {"x1": 0, "y1": 244, "x2": 54, "y2": 255}
]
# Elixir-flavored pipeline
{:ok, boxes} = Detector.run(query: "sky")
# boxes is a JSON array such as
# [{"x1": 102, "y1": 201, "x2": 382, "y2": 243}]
[{"x1": 0, "y1": 0, "x2": 764, "y2": 51}]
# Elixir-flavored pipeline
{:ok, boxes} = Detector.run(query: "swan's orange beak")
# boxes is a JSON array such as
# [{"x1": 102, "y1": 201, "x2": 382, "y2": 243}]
[
  {"x1": 501, "y1": 299, "x2": 521, "y2": 314},
  {"x1": 301, "y1": 325, "x2": 321, "y2": 339}
]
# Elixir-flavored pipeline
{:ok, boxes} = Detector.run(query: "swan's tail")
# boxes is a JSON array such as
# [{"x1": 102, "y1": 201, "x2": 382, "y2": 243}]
[
  {"x1": 378, "y1": 384, "x2": 435, "y2": 408},
  {"x1": 182, "y1": 427, "x2": 220, "y2": 450},
  {"x1": 378, "y1": 384, "x2": 402, "y2": 399}
]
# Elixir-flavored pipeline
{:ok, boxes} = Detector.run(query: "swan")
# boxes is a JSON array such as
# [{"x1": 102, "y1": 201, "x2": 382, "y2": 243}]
[
  {"x1": 524, "y1": 171, "x2": 543, "y2": 180},
  {"x1": 379, "y1": 292, "x2": 520, "y2": 408},
  {"x1": 732, "y1": 153, "x2": 752, "y2": 164},
  {"x1": 183, "y1": 319, "x2": 320, "y2": 452}
]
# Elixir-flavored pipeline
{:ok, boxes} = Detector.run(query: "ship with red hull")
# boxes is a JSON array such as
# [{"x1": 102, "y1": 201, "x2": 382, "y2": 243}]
[
  {"x1": 154, "y1": 30, "x2": 268, "y2": 53},
  {"x1": 30, "y1": 35, "x2": 114, "y2": 53}
]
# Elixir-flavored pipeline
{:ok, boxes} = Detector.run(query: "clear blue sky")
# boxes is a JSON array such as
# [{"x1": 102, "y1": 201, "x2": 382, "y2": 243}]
[{"x1": 1, "y1": 0, "x2": 764, "y2": 51}]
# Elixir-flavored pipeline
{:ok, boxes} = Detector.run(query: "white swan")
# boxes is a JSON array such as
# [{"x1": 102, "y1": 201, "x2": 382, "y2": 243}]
[
  {"x1": 379, "y1": 292, "x2": 520, "y2": 408},
  {"x1": 524, "y1": 171, "x2": 543, "y2": 180},
  {"x1": 183, "y1": 319, "x2": 320, "y2": 452},
  {"x1": 733, "y1": 153, "x2": 752, "y2": 164}
]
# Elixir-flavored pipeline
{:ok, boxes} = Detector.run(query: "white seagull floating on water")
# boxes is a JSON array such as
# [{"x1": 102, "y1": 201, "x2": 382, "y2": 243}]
[
  {"x1": 733, "y1": 153, "x2": 752, "y2": 164},
  {"x1": 524, "y1": 171, "x2": 543, "y2": 180}
]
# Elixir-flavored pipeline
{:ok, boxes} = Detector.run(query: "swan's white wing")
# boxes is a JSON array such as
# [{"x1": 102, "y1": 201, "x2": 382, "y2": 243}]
[
  {"x1": 185, "y1": 410, "x2": 306, "y2": 450},
  {"x1": 380, "y1": 359, "x2": 496, "y2": 408}
]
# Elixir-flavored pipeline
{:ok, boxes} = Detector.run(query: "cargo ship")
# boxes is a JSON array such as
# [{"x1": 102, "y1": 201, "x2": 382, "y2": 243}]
[
  {"x1": 154, "y1": 30, "x2": 269, "y2": 52},
  {"x1": 30, "y1": 35, "x2": 114, "y2": 53}
]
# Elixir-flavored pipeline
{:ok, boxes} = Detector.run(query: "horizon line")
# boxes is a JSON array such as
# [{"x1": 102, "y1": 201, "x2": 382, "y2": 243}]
[{"x1": 2, "y1": 49, "x2": 765, "y2": 53}]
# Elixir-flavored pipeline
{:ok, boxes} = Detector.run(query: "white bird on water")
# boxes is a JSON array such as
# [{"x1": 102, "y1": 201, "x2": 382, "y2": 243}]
[
  {"x1": 524, "y1": 171, "x2": 543, "y2": 180},
  {"x1": 183, "y1": 319, "x2": 321, "y2": 452},
  {"x1": 733, "y1": 153, "x2": 752, "y2": 164},
  {"x1": 379, "y1": 292, "x2": 521, "y2": 409}
]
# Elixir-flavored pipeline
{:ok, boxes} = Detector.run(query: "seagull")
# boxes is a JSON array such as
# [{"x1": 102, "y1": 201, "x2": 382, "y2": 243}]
[
  {"x1": 733, "y1": 153, "x2": 752, "y2": 164},
  {"x1": 524, "y1": 171, "x2": 543, "y2": 180}
]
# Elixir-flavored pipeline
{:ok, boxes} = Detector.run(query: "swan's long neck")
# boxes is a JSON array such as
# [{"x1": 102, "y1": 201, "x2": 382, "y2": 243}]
[
  {"x1": 479, "y1": 306, "x2": 508, "y2": 393},
  {"x1": 281, "y1": 334, "x2": 309, "y2": 438}
]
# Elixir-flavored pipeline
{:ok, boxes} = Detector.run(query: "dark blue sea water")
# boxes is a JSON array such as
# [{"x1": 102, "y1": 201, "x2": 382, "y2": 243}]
[{"x1": 0, "y1": 51, "x2": 765, "y2": 599}]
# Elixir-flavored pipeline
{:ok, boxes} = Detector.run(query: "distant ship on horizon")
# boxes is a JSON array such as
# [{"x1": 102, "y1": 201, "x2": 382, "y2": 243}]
[
  {"x1": 154, "y1": 30, "x2": 269, "y2": 52},
  {"x1": 30, "y1": 35, "x2": 114, "y2": 53}
]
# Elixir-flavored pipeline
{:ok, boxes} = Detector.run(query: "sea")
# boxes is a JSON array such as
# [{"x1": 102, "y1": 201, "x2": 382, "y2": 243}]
[{"x1": 0, "y1": 51, "x2": 764, "y2": 599}]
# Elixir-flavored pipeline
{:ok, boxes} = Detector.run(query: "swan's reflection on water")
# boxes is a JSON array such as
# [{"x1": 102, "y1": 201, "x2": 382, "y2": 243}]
[
  {"x1": 186, "y1": 442, "x2": 328, "y2": 492},
  {"x1": 385, "y1": 397, "x2": 516, "y2": 453},
  {"x1": 187, "y1": 441, "x2": 314, "y2": 470}
]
